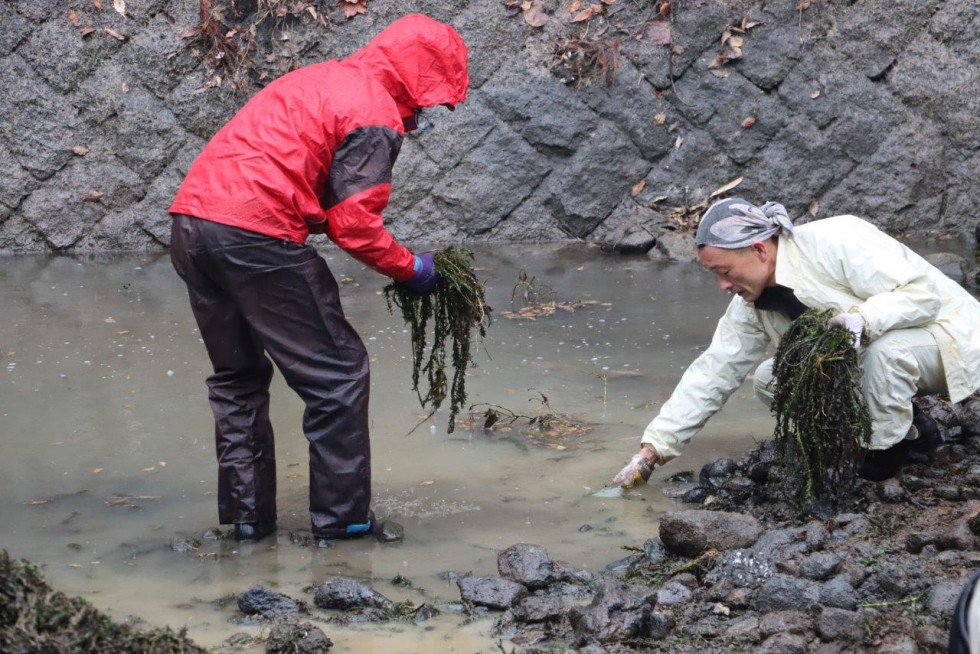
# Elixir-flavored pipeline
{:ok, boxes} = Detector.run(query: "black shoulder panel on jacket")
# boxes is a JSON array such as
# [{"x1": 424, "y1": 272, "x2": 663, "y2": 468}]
[{"x1": 323, "y1": 125, "x2": 402, "y2": 208}]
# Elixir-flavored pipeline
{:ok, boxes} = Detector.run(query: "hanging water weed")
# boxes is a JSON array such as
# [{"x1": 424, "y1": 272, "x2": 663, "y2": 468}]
[
  {"x1": 771, "y1": 309, "x2": 871, "y2": 511},
  {"x1": 384, "y1": 247, "x2": 491, "y2": 433}
]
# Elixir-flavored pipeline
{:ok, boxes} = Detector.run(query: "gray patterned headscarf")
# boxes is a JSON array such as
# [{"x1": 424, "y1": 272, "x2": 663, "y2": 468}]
[{"x1": 694, "y1": 198, "x2": 794, "y2": 249}]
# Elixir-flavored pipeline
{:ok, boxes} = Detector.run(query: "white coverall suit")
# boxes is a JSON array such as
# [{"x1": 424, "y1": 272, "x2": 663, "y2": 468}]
[{"x1": 641, "y1": 215, "x2": 980, "y2": 462}]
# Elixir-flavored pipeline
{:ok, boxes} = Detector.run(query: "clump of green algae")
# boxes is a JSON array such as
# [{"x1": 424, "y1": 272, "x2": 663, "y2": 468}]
[
  {"x1": 0, "y1": 549, "x2": 205, "y2": 654},
  {"x1": 384, "y1": 247, "x2": 491, "y2": 433},
  {"x1": 771, "y1": 309, "x2": 872, "y2": 510}
]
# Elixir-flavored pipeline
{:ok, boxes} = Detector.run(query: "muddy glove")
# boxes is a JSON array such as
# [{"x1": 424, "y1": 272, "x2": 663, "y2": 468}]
[
  {"x1": 827, "y1": 312, "x2": 865, "y2": 349},
  {"x1": 612, "y1": 452, "x2": 657, "y2": 489},
  {"x1": 402, "y1": 252, "x2": 440, "y2": 296}
]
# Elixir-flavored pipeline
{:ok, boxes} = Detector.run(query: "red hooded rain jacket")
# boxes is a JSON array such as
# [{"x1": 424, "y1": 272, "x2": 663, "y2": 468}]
[{"x1": 169, "y1": 13, "x2": 468, "y2": 281}]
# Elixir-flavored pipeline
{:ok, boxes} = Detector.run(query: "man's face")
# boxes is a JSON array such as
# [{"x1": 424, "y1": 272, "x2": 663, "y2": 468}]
[{"x1": 697, "y1": 242, "x2": 776, "y2": 303}]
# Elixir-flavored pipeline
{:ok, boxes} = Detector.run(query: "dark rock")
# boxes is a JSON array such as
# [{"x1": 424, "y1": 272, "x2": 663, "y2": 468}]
[
  {"x1": 699, "y1": 458, "x2": 736, "y2": 486},
  {"x1": 817, "y1": 607, "x2": 861, "y2": 641},
  {"x1": 660, "y1": 510, "x2": 764, "y2": 557},
  {"x1": 512, "y1": 595, "x2": 563, "y2": 623},
  {"x1": 905, "y1": 532, "x2": 933, "y2": 554},
  {"x1": 878, "y1": 634, "x2": 919, "y2": 654},
  {"x1": 554, "y1": 561, "x2": 596, "y2": 588},
  {"x1": 935, "y1": 522, "x2": 980, "y2": 552},
  {"x1": 655, "y1": 581, "x2": 692, "y2": 606},
  {"x1": 411, "y1": 603, "x2": 439, "y2": 624},
  {"x1": 748, "y1": 461, "x2": 772, "y2": 484},
  {"x1": 376, "y1": 520, "x2": 404, "y2": 543},
  {"x1": 819, "y1": 576, "x2": 859, "y2": 610},
  {"x1": 647, "y1": 611, "x2": 675, "y2": 639},
  {"x1": 798, "y1": 552, "x2": 842, "y2": 581},
  {"x1": 927, "y1": 579, "x2": 966, "y2": 615},
  {"x1": 803, "y1": 521, "x2": 830, "y2": 551},
  {"x1": 265, "y1": 619, "x2": 333, "y2": 653},
  {"x1": 915, "y1": 624, "x2": 950, "y2": 651},
  {"x1": 756, "y1": 632, "x2": 807, "y2": 654},
  {"x1": 680, "y1": 485, "x2": 713, "y2": 504},
  {"x1": 879, "y1": 478, "x2": 906, "y2": 502},
  {"x1": 456, "y1": 575, "x2": 526, "y2": 610},
  {"x1": 569, "y1": 579, "x2": 657, "y2": 646},
  {"x1": 497, "y1": 543, "x2": 555, "y2": 589},
  {"x1": 759, "y1": 610, "x2": 812, "y2": 637},
  {"x1": 642, "y1": 538, "x2": 668, "y2": 564},
  {"x1": 725, "y1": 615, "x2": 761, "y2": 641},
  {"x1": 238, "y1": 585, "x2": 306, "y2": 619},
  {"x1": 901, "y1": 475, "x2": 931, "y2": 492},
  {"x1": 751, "y1": 574, "x2": 821, "y2": 611},
  {"x1": 934, "y1": 485, "x2": 963, "y2": 501},
  {"x1": 579, "y1": 524, "x2": 593, "y2": 532},
  {"x1": 604, "y1": 553, "x2": 644, "y2": 574},
  {"x1": 862, "y1": 564, "x2": 920, "y2": 601},
  {"x1": 313, "y1": 578, "x2": 392, "y2": 611}
]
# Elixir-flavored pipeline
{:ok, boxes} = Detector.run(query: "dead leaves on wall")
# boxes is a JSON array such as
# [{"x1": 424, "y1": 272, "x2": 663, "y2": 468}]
[{"x1": 707, "y1": 15, "x2": 763, "y2": 78}]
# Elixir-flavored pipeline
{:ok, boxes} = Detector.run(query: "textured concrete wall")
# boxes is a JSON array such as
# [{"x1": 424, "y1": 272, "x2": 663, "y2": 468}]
[{"x1": 1, "y1": 0, "x2": 978, "y2": 255}]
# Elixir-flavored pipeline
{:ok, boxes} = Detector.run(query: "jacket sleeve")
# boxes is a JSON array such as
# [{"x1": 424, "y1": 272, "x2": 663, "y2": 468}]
[
  {"x1": 319, "y1": 125, "x2": 416, "y2": 281},
  {"x1": 641, "y1": 298, "x2": 771, "y2": 462},
  {"x1": 824, "y1": 223, "x2": 942, "y2": 340}
]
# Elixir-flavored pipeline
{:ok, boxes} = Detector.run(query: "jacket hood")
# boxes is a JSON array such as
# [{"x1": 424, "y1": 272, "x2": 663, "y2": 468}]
[{"x1": 348, "y1": 13, "x2": 469, "y2": 117}]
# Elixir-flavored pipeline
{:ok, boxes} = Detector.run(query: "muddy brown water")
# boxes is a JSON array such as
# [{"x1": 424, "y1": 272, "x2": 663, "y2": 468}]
[{"x1": 1, "y1": 239, "x2": 972, "y2": 651}]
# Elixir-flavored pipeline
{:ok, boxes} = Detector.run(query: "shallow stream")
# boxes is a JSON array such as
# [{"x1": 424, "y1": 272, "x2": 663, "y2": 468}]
[{"x1": 1, "y1": 239, "x2": 972, "y2": 651}]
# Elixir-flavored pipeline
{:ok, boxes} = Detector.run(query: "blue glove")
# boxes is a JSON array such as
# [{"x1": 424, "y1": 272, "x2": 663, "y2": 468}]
[{"x1": 403, "y1": 252, "x2": 440, "y2": 295}]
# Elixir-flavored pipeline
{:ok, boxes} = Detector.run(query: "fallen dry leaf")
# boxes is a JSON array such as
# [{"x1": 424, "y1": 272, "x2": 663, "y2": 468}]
[
  {"x1": 113, "y1": 0, "x2": 126, "y2": 17},
  {"x1": 647, "y1": 20, "x2": 672, "y2": 46},
  {"x1": 420, "y1": 480, "x2": 436, "y2": 486},
  {"x1": 808, "y1": 199, "x2": 819, "y2": 216},
  {"x1": 71, "y1": 145, "x2": 90, "y2": 156},
  {"x1": 631, "y1": 179, "x2": 646, "y2": 197},
  {"x1": 29, "y1": 499, "x2": 49, "y2": 506},
  {"x1": 81, "y1": 27, "x2": 96, "y2": 37},
  {"x1": 653, "y1": 112, "x2": 667, "y2": 125},
  {"x1": 69, "y1": 563, "x2": 82, "y2": 568},
  {"x1": 92, "y1": 468, "x2": 104, "y2": 474},
  {"x1": 93, "y1": 0, "x2": 102, "y2": 8},
  {"x1": 68, "y1": 9, "x2": 80, "y2": 25},
  {"x1": 810, "y1": 88, "x2": 821, "y2": 99},
  {"x1": 571, "y1": 6, "x2": 596, "y2": 22},
  {"x1": 103, "y1": 27, "x2": 128, "y2": 41},
  {"x1": 709, "y1": 176, "x2": 744, "y2": 198},
  {"x1": 84, "y1": 191, "x2": 104, "y2": 203},
  {"x1": 104, "y1": 316, "x2": 116, "y2": 323},
  {"x1": 741, "y1": 116, "x2": 756, "y2": 128},
  {"x1": 523, "y1": 0, "x2": 549, "y2": 26},
  {"x1": 674, "y1": 135, "x2": 683, "y2": 149},
  {"x1": 341, "y1": 0, "x2": 367, "y2": 19}
]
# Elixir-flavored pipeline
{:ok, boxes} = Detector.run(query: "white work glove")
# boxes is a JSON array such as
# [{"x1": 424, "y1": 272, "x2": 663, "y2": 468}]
[
  {"x1": 612, "y1": 452, "x2": 657, "y2": 489},
  {"x1": 828, "y1": 312, "x2": 865, "y2": 349}
]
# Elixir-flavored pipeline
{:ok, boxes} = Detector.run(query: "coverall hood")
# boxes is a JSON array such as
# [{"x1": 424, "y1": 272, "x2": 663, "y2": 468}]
[{"x1": 348, "y1": 13, "x2": 469, "y2": 122}]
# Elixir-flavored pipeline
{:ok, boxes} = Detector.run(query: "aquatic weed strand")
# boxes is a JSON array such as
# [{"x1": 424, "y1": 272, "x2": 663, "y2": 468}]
[
  {"x1": 384, "y1": 247, "x2": 490, "y2": 433},
  {"x1": 771, "y1": 309, "x2": 871, "y2": 511}
]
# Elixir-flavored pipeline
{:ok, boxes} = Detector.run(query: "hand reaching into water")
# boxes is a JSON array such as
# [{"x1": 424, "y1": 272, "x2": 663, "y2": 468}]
[{"x1": 612, "y1": 448, "x2": 660, "y2": 488}]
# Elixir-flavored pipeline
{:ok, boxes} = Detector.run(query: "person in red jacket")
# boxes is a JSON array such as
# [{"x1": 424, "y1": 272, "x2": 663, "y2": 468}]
[{"x1": 169, "y1": 14, "x2": 468, "y2": 547}]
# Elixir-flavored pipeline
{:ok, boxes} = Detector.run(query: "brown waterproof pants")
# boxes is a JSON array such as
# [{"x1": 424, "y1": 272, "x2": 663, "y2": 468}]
[{"x1": 170, "y1": 215, "x2": 371, "y2": 534}]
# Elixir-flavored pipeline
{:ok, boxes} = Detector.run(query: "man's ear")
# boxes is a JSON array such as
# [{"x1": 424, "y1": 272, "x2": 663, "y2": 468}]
[{"x1": 752, "y1": 241, "x2": 769, "y2": 260}]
